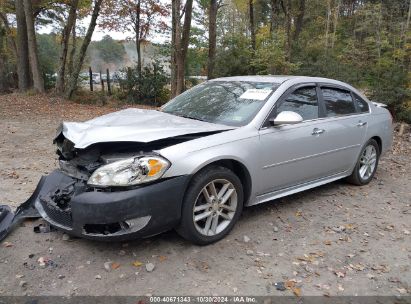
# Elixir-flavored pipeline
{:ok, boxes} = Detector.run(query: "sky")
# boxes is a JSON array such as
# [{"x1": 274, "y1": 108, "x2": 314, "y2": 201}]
[
  {"x1": 37, "y1": 7, "x2": 173, "y2": 44},
  {"x1": 38, "y1": 19, "x2": 170, "y2": 43}
]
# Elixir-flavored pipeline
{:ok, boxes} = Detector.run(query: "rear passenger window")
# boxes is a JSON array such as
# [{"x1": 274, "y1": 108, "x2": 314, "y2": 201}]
[
  {"x1": 354, "y1": 93, "x2": 369, "y2": 113},
  {"x1": 277, "y1": 87, "x2": 319, "y2": 120},
  {"x1": 321, "y1": 88, "x2": 356, "y2": 116}
]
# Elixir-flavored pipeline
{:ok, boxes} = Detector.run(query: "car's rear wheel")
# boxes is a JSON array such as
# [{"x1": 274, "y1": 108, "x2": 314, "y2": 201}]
[
  {"x1": 176, "y1": 166, "x2": 243, "y2": 245},
  {"x1": 347, "y1": 139, "x2": 380, "y2": 185}
]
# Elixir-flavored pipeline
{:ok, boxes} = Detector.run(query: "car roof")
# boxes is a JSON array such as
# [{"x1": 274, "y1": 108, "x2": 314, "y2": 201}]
[{"x1": 211, "y1": 75, "x2": 350, "y2": 87}]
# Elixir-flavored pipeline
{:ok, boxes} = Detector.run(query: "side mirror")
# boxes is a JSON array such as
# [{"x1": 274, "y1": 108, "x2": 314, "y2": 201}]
[{"x1": 269, "y1": 111, "x2": 303, "y2": 126}]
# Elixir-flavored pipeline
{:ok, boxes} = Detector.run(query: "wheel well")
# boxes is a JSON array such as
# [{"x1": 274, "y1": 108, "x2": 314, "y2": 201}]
[
  {"x1": 199, "y1": 159, "x2": 252, "y2": 205},
  {"x1": 371, "y1": 136, "x2": 382, "y2": 153}
]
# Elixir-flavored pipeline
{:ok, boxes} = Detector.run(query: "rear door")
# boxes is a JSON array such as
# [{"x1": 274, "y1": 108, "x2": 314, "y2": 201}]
[
  {"x1": 318, "y1": 85, "x2": 368, "y2": 169},
  {"x1": 257, "y1": 83, "x2": 368, "y2": 196}
]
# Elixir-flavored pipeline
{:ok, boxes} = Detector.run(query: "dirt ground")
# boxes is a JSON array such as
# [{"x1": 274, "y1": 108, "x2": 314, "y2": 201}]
[{"x1": 0, "y1": 94, "x2": 410, "y2": 297}]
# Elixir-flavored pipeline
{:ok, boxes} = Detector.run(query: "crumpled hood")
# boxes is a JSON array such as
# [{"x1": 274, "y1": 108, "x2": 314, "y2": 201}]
[{"x1": 57, "y1": 108, "x2": 233, "y2": 149}]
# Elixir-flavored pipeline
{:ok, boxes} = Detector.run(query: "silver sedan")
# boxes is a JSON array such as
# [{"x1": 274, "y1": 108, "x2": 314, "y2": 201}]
[{"x1": 6, "y1": 76, "x2": 393, "y2": 245}]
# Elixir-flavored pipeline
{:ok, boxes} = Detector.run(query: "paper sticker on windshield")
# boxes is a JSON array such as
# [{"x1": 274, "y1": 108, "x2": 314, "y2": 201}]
[{"x1": 239, "y1": 89, "x2": 272, "y2": 100}]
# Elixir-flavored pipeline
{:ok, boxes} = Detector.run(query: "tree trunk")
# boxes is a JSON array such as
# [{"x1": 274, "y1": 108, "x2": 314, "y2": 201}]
[
  {"x1": 0, "y1": 13, "x2": 17, "y2": 57},
  {"x1": 270, "y1": 0, "x2": 279, "y2": 35},
  {"x1": 207, "y1": 0, "x2": 218, "y2": 80},
  {"x1": 0, "y1": 55, "x2": 5, "y2": 93},
  {"x1": 136, "y1": 0, "x2": 142, "y2": 78},
  {"x1": 292, "y1": 0, "x2": 305, "y2": 43},
  {"x1": 171, "y1": 0, "x2": 193, "y2": 97},
  {"x1": 65, "y1": 0, "x2": 103, "y2": 99},
  {"x1": 249, "y1": 0, "x2": 256, "y2": 51},
  {"x1": 171, "y1": 0, "x2": 180, "y2": 97},
  {"x1": 325, "y1": 0, "x2": 331, "y2": 50},
  {"x1": 15, "y1": 0, "x2": 30, "y2": 91},
  {"x1": 282, "y1": 0, "x2": 292, "y2": 63},
  {"x1": 0, "y1": 24, "x2": 6, "y2": 92},
  {"x1": 23, "y1": 0, "x2": 45, "y2": 93},
  {"x1": 56, "y1": 0, "x2": 79, "y2": 94},
  {"x1": 179, "y1": 0, "x2": 193, "y2": 93},
  {"x1": 331, "y1": 0, "x2": 340, "y2": 49},
  {"x1": 67, "y1": 18, "x2": 77, "y2": 78}
]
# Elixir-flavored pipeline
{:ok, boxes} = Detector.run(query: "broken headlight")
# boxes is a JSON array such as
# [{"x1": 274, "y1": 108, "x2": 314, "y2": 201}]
[{"x1": 87, "y1": 156, "x2": 170, "y2": 187}]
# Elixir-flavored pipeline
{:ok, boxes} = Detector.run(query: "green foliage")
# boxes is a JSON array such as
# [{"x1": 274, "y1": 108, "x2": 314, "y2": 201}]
[
  {"x1": 37, "y1": 34, "x2": 59, "y2": 89},
  {"x1": 214, "y1": 33, "x2": 253, "y2": 77},
  {"x1": 91, "y1": 34, "x2": 126, "y2": 64},
  {"x1": 117, "y1": 61, "x2": 169, "y2": 106},
  {"x1": 211, "y1": 0, "x2": 410, "y2": 122}
]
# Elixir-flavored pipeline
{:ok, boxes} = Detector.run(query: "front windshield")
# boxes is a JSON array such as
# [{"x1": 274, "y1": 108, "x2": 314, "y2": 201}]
[{"x1": 162, "y1": 81, "x2": 280, "y2": 127}]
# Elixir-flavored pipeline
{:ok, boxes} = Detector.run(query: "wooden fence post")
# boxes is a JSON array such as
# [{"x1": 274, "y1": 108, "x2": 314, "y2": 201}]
[
  {"x1": 89, "y1": 67, "x2": 93, "y2": 91},
  {"x1": 100, "y1": 70, "x2": 104, "y2": 92},
  {"x1": 106, "y1": 68, "x2": 111, "y2": 96}
]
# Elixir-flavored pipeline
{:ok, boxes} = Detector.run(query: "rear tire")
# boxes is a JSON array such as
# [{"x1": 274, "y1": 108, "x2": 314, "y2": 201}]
[
  {"x1": 346, "y1": 139, "x2": 380, "y2": 186},
  {"x1": 176, "y1": 166, "x2": 244, "y2": 245}
]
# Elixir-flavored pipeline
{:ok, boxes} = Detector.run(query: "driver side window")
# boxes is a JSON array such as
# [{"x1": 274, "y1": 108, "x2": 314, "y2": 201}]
[{"x1": 277, "y1": 86, "x2": 319, "y2": 121}]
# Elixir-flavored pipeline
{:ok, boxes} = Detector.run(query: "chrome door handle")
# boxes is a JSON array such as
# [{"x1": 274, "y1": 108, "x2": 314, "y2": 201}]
[
  {"x1": 356, "y1": 121, "x2": 367, "y2": 127},
  {"x1": 312, "y1": 128, "x2": 325, "y2": 135}
]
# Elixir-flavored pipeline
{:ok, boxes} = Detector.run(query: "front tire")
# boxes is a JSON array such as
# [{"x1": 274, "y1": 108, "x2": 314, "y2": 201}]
[
  {"x1": 347, "y1": 139, "x2": 380, "y2": 185},
  {"x1": 176, "y1": 166, "x2": 244, "y2": 245}
]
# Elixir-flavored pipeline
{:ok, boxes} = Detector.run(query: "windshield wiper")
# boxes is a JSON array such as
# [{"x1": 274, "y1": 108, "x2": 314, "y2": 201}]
[{"x1": 177, "y1": 114, "x2": 207, "y2": 122}]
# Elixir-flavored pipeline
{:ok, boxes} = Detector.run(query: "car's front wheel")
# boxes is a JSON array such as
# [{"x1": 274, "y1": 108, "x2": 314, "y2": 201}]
[
  {"x1": 347, "y1": 139, "x2": 380, "y2": 185},
  {"x1": 177, "y1": 166, "x2": 244, "y2": 245}
]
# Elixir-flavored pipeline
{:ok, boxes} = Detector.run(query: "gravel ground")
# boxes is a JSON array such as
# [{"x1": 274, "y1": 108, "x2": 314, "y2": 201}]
[{"x1": 0, "y1": 94, "x2": 410, "y2": 297}]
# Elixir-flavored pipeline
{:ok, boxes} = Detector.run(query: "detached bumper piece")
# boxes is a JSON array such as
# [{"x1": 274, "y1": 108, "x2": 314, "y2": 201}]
[
  {"x1": 0, "y1": 178, "x2": 44, "y2": 242},
  {"x1": 33, "y1": 170, "x2": 189, "y2": 241}
]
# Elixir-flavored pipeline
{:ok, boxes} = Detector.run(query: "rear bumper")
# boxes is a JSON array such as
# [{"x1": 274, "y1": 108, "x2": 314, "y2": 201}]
[{"x1": 34, "y1": 170, "x2": 190, "y2": 241}]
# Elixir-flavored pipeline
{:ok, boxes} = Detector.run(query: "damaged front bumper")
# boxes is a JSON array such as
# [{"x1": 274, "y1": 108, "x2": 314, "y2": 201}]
[{"x1": 9, "y1": 170, "x2": 189, "y2": 241}]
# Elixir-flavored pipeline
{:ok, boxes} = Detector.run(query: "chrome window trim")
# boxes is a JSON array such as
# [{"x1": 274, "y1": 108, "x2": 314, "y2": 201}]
[{"x1": 259, "y1": 82, "x2": 372, "y2": 130}]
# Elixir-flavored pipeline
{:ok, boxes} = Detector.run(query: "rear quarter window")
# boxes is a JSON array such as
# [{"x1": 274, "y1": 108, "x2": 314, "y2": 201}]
[
  {"x1": 354, "y1": 93, "x2": 370, "y2": 113},
  {"x1": 321, "y1": 87, "x2": 356, "y2": 116}
]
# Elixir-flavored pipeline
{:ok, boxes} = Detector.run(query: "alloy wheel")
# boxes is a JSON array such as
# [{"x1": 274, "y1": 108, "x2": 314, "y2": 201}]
[
  {"x1": 193, "y1": 179, "x2": 238, "y2": 236},
  {"x1": 359, "y1": 145, "x2": 377, "y2": 180}
]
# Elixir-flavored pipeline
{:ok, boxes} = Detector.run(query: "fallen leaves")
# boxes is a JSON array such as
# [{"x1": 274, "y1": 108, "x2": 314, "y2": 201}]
[
  {"x1": 371, "y1": 264, "x2": 390, "y2": 274},
  {"x1": 2, "y1": 241, "x2": 13, "y2": 247},
  {"x1": 334, "y1": 270, "x2": 346, "y2": 278},
  {"x1": 132, "y1": 261, "x2": 143, "y2": 267},
  {"x1": 111, "y1": 262, "x2": 120, "y2": 270},
  {"x1": 275, "y1": 280, "x2": 302, "y2": 297}
]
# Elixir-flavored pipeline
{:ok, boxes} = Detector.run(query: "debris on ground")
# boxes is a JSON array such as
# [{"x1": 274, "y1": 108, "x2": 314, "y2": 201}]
[
  {"x1": 145, "y1": 263, "x2": 155, "y2": 272},
  {"x1": 62, "y1": 233, "x2": 71, "y2": 241},
  {"x1": 274, "y1": 282, "x2": 286, "y2": 291},
  {"x1": 33, "y1": 222, "x2": 55, "y2": 234},
  {"x1": 103, "y1": 262, "x2": 112, "y2": 272}
]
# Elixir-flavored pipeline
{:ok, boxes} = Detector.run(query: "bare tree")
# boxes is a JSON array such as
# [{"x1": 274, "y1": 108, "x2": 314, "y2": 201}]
[
  {"x1": 65, "y1": 0, "x2": 104, "y2": 99},
  {"x1": 67, "y1": 19, "x2": 77, "y2": 78},
  {"x1": 171, "y1": 0, "x2": 194, "y2": 97},
  {"x1": 293, "y1": 0, "x2": 306, "y2": 42},
  {"x1": 0, "y1": 23, "x2": 7, "y2": 92},
  {"x1": 0, "y1": 13, "x2": 17, "y2": 57},
  {"x1": 207, "y1": 0, "x2": 218, "y2": 79},
  {"x1": 281, "y1": 0, "x2": 292, "y2": 63},
  {"x1": 249, "y1": 0, "x2": 256, "y2": 51},
  {"x1": 56, "y1": 0, "x2": 79, "y2": 94},
  {"x1": 23, "y1": 0, "x2": 45, "y2": 93},
  {"x1": 15, "y1": 0, "x2": 30, "y2": 91}
]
